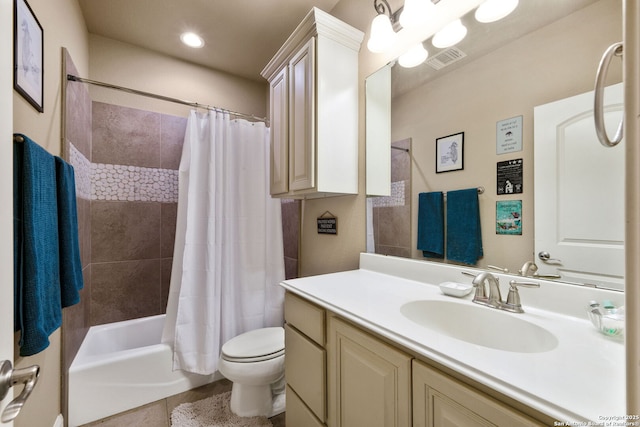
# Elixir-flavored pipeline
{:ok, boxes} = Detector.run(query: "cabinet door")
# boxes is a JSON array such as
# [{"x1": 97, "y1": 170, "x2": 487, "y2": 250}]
[
  {"x1": 328, "y1": 316, "x2": 412, "y2": 427},
  {"x1": 413, "y1": 360, "x2": 545, "y2": 427},
  {"x1": 269, "y1": 66, "x2": 289, "y2": 195},
  {"x1": 288, "y1": 38, "x2": 316, "y2": 192}
]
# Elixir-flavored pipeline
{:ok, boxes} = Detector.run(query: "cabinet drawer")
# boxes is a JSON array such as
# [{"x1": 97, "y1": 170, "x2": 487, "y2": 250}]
[
  {"x1": 286, "y1": 385, "x2": 325, "y2": 427},
  {"x1": 285, "y1": 292, "x2": 325, "y2": 345},
  {"x1": 285, "y1": 324, "x2": 326, "y2": 421}
]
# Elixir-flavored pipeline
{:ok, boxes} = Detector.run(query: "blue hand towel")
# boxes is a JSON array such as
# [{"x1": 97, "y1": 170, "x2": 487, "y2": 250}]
[
  {"x1": 55, "y1": 156, "x2": 84, "y2": 308},
  {"x1": 417, "y1": 192, "x2": 444, "y2": 258},
  {"x1": 446, "y1": 188, "x2": 483, "y2": 265},
  {"x1": 14, "y1": 134, "x2": 62, "y2": 356}
]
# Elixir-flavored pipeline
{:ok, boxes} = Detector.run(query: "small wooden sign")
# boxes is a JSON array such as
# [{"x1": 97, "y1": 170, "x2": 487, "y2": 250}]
[{"x1": 317, "y1": 211, "x2": 338, "y2": 235}]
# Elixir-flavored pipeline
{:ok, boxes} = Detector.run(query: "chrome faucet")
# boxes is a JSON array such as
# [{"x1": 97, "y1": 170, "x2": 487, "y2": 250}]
[
  {"x1": 520, "y1": 260, "x2": 562, "y2": 280},
  {"x1": 518, "y1": 261, "x2": 538, "y2": 277},
  {"x1": 471, "y1": 272, "x2": 503, "y2": 309},
  {"x1": 463, "y1": 271, "x2": 540, "y2": 313}
]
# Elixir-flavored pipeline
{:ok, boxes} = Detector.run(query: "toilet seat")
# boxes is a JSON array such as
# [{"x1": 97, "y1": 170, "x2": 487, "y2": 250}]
[{"x1": 221, "y1": 327, "x2": 284, "y2": 363}]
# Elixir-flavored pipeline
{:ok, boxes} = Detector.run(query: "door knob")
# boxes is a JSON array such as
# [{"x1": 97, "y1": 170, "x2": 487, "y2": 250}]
[
  {"x1": 0, "y1": 360, "x2": 40, "y2": 423},
  {"x1": 538, "y1": 251, "x2": 562, "y2": 264}
]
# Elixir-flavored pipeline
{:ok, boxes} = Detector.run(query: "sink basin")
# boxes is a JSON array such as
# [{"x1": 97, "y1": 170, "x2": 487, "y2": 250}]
[{"x1": 400, "y1": 300, "x2": 558, "y2": 353}]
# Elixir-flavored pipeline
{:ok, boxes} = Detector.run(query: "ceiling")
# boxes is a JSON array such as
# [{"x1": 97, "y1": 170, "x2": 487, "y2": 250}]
[
  {"x1": 77, "y1": 0, "x2": 348, "y2": 82},
  {"x1": 392, "y1": 0, "x2": 599, "y2": 97},
  {"x1": 78, "y1": 0, "x2": 600, "y2": 87}
]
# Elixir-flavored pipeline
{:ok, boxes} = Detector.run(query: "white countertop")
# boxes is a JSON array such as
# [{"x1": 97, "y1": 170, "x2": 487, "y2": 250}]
[{"x1": 280, "y1": 253, "x2": 625, "y2": 424}]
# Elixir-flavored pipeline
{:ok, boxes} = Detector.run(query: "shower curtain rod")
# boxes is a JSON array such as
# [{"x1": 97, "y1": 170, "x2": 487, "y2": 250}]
[{"x1": 66, "y1": 74, "x2": 269, "y2": 124}]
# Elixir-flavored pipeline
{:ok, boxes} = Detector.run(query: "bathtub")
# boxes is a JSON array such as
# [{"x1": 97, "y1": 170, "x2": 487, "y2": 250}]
[{"x1": 68, "y1": 314, "x2": 219, "y2": 426}]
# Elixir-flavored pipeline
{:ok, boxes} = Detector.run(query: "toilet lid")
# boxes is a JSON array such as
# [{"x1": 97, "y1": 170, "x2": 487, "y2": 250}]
[{"x1": 221, "y1": 327, "x2": 285, "y2": 363}]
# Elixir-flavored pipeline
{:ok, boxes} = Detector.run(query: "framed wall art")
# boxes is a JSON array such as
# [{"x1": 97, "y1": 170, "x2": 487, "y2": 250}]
[
  {"x1": 436, "y1": 132, "x2": 464, "y2": 173},
  {"x1": 14, "y1": 0, "x2": 43, "y2": 112}
]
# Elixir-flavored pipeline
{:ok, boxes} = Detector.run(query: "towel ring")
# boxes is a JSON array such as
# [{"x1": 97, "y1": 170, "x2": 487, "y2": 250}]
[{"x1": 594, "y1": 42, "x2": 623, "y2": 147}]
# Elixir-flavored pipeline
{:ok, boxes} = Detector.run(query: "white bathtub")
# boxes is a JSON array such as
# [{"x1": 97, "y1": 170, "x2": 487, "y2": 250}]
[{"x1": 68, "y1": 314, "x2": 219, "y2": 426}]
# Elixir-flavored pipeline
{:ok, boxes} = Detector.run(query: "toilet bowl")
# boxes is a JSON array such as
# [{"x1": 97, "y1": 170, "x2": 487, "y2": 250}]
[{"x1": 218, "y1": 327, "x2": 286, "y2": 418}]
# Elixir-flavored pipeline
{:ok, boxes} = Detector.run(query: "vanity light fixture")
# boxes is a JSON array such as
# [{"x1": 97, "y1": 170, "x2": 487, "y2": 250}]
[
  {"x1": 398, "y1": 43, "x2": 429, "y2": 68},
  {"x1": 432, "y1": 19, "x2": 467, "y2": 48},
  {"x1": 180, "y1": 32, "x2": 205, "y2": 48},
  {"x1": 474, "y1": 0, "x2": 519, "y2": 23},
  {"x1": 399, "y1": 0, "x2": 434, "y2": 30},
  {"x1": 366, "y1": 0, "x2": 519, "y2": 58},
  {"x1": 367, "y1": 0, "x2": 398, "y2": 53}
]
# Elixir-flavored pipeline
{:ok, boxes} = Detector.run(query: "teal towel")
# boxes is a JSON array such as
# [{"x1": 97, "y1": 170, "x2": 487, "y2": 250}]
[
  {"x1": 55, "y1": 156, "x2": 84, "y2": 307},
  {"x1": 446, "y1": 188, "x2": 483, "y2": 265},
  {"x1": 14, "y1": 134, "x2": 62, "y2": 356},
  {"x1": 417, "y1": 192, "x2": 444, "y2": 258}
]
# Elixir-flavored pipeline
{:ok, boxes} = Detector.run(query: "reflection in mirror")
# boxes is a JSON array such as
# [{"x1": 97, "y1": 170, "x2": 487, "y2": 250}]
[
  {"x1": 368, "y1": 139, "x2": 412, "y2": 257},
  {"x1": 365, "y1": 0, "x2": 623, "y2": 290}
]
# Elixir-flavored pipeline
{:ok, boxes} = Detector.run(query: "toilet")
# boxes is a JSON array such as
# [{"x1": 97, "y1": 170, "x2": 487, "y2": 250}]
[{"x1": 218, "y1": 327, "x2": 286, "y2": 418}]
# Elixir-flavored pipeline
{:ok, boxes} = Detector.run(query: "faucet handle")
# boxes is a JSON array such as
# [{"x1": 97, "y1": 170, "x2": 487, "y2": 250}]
[
  {"x1": 503, "y1": 280, "x2": 540, "y2": 313},
  {"x1": 487, "y1": 264, "x2": 509, "y2": 273}
]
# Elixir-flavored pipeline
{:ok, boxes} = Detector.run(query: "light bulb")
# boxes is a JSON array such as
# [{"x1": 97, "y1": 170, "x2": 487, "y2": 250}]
[
  {"x1": 475, "y1": 0, "x2": 519, "y2": 23},
  {"x1": 432, "y1": 19, "x2": 467, "y2": 48},
  {"x1": 367, "y1": 14, "x2": 397, "y2": 53},
  {"x1": 399, "y1": 0, "x2": 434, "y2": 30},
  {"x1": 398, "y1": 43, "x2": 429, "y2": 68},
  {"x1": 180, "y1": 32, "x2": 205, "y2": 48}
]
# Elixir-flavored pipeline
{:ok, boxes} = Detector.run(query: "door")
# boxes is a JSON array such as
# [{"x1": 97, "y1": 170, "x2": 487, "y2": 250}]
[
  {"x1": 1, "y1": 0, "x2": 15, "y2": 424},
  {"x1": 534, "y1": 83, "x2": 624, "y2": 289},
  {"x1": 288, "y1": 38, "x2": 315, "y2": 192},
  {"x1": 328, "y1": 316, "x2": 411, "y2": 427},
  {"x1": 269, "y1": 66, "x2": 289, "y2": 196}
]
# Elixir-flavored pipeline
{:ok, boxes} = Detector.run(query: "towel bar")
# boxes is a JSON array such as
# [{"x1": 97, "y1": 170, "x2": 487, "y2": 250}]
[{"x1": 13, "y1": 135, "x2": 24, "y2": 143}]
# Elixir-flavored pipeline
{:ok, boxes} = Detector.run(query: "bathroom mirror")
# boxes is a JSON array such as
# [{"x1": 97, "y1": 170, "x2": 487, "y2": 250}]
[{"x1": 365, "y1": 0, "x2": 624, "y2": 290}]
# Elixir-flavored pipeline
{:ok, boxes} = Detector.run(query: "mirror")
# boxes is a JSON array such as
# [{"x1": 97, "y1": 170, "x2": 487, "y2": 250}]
[{"x1": 365, "y1": 0, "x2": 624, "y2": 290}]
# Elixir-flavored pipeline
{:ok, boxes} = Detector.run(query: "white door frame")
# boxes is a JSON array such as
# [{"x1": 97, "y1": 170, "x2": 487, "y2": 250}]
[
  {"x1": 1, "y1": 0, "x2": 15, "y2": 425},
  {"x1": 624, "y1": 0, "x2": 640, "y2": 416}
]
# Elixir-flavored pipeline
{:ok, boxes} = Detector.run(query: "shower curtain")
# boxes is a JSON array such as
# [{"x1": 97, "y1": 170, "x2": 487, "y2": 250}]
[{"x1": 162, "y1": 110, "x2": 285, "y2": 375}]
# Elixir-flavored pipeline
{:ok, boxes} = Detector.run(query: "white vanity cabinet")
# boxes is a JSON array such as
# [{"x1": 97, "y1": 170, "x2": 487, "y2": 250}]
[
  {"x1": 261, "y1": 8, "x2": 363, "y2": 198},
  {"x1": 284, "y1": 290, "x2": 552, "y2": 427}
]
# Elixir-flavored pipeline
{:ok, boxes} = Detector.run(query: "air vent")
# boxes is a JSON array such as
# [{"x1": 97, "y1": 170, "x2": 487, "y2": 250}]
[{"x1": 426, "y1": 47, "x2": 467, "y2": 71}]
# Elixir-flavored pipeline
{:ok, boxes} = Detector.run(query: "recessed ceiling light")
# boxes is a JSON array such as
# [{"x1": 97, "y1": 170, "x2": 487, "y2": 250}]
[{"x1": 180, "y1": 32, "x2": 205, "y2": 48}]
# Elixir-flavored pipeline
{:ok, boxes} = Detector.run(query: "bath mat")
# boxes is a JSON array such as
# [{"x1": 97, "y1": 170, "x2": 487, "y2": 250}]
[{"x1": 170, "y1": 391, "x2": 273, "y2": 427}]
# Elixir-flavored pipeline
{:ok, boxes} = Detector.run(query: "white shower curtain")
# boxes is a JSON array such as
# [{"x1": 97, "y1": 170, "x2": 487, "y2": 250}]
[{"x1": 162, "y1": 110, "x2": 285, "y2": 375}]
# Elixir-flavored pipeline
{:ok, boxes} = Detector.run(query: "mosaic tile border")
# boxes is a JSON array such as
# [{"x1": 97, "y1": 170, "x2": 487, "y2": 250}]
[
  {"x1": 69, "y1": 143, "x2": 91, "y2": 200},
  {"x1": 69, "y1": 143, "x2": 179, "y2": 203},
  {"x1": 371, "y1": 180, "x2": 406, "y2": 208}
]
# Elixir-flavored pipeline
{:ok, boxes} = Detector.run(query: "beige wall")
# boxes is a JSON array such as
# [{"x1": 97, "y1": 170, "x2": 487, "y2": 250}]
[
  {"x1": 87, "y1": 34, "x2": 267, "y2": 119},
  {"x1": 12, "y1": 0, "x2": 89, "y2": 425},
  {"x1": 391, "y1": 0, "x2": 621, "y2": 273}
]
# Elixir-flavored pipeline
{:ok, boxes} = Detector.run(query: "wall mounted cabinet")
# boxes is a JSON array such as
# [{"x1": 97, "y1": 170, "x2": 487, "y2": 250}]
[{"x1": 261, "y1": 8, "x2": 364, "y2": 199}]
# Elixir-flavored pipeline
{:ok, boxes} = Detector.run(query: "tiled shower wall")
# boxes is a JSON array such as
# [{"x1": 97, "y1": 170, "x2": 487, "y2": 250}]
[
  {"x1": 371, "y1": 138, "x2": 412, "y2": 257},
  {"x1": 89, "y1": 101, "x2": 185, "y2": 325}
]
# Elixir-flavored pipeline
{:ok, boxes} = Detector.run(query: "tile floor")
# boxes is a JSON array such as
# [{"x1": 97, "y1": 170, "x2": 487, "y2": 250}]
[{"x1": 80, "y1": 378, "x2": 286, "y2": 426}]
